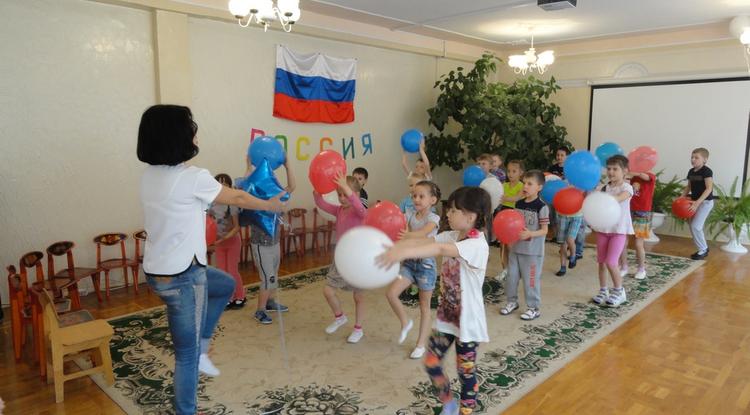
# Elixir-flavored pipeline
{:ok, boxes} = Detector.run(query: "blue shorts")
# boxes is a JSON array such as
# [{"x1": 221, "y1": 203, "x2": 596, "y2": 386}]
[
  {"x1": 557, "y1": 215, "x2": 583, "y2": 242},
  {"x1": 400, "y1": 258, "x2": 437, "y2": 291}
]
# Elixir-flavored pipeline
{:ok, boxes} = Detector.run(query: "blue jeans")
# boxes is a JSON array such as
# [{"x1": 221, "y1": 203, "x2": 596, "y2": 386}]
[
  {"x1": 146, "y1": 265, "x2": 235, "y2": 415},
  {"x1": 575, "y1": 221, "x2": 586, "y2": 257}
]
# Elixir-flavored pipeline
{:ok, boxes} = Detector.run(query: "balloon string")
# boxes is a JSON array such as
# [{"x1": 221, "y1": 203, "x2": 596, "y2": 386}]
[{"x1": 274, "y1": 285, "x2": 291, "y2": 383}]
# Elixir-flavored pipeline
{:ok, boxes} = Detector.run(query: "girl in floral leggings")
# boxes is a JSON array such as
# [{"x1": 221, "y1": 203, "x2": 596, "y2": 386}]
[{"x1": 378, "y1": 186, "x2": 491, "y2": 414}]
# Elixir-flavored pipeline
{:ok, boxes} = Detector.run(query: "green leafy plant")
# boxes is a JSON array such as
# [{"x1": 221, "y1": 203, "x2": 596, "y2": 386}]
[
  {"x1": 425, "y1": 53, "x2": 571, "y2": 171},
  {"x1": 652, "y1": 170, "x2": 684, "y2": 214},
  {"x1": 706, "y1": 176, "x2": 750, "y2": 240}
]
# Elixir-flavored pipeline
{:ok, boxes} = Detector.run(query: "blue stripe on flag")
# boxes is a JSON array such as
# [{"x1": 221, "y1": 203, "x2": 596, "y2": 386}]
[{"x1": 275, "y1": 68, "x2": 355, "y2": 103}]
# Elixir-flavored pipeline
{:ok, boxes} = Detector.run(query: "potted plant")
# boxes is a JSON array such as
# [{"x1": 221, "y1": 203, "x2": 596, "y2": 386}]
[
  {"x1": 647, "y1": 170, "x2": 684, "y2": 243},
  {"x1": 706, "y1": 176, "x2": 750, "y2": 254}
]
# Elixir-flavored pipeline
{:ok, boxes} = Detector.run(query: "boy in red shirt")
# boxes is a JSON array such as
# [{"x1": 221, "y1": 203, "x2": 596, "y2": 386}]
[{"x1": 620, "y1": 171, "x2": 656, "y2": 280}]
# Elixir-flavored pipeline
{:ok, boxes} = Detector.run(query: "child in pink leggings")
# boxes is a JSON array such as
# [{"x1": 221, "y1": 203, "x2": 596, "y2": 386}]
[
  {"x1": 592, "y1": 155, "x2": 634, "y2": 308},
  {"x1": 208, "y1": 174, "x2": 246, "y2": 308}
]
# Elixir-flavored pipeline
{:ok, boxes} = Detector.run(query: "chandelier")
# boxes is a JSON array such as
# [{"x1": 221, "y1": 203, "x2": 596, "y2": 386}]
[
  {"x1": 228, "y1": 0, "x2": 301, "y2": 32},
  {"x1": 507, "y1": 34, "x2": 555, "y2": 75}
]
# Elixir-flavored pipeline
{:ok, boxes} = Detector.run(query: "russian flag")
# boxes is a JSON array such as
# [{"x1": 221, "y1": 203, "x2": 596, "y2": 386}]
[{"x1": 273, "y1": 45, "x2": 356, "y2": 124}]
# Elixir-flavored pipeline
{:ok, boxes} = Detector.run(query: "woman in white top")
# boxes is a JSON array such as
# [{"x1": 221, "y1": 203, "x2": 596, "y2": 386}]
[{"x1": 137, "y1": 105, "x2": 285, "y2": 415}]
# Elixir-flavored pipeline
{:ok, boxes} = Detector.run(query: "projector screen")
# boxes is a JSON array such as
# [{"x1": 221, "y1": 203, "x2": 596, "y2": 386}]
[{"x1": 589, "y1": 78, "x2": 750, "y2": 196}]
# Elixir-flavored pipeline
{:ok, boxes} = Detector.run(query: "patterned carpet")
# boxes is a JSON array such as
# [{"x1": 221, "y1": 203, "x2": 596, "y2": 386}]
[{"x1": 95, "y1": 245, "x2": 701, "y2": 414}]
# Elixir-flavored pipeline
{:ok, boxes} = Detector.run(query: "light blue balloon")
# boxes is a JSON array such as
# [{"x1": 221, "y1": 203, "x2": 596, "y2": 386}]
[
  {"x1": 541, "y1": 180, "x2": 567, "y2": 204},
  {"x1": 463, "y1": 165, "x2": 485, "y2": 187},
  {"x1": 595, "y1": 142, "x2": 624, "y2": 167},
  {"x1": 564, "y1": 150, "x2": 601, "y2": 191},
  {"x1": 249, "y1": 136, "x2": 285, "y2": 170},
  {"x1": 400, "y1": 129, "x2": 423, "y2": 153}
]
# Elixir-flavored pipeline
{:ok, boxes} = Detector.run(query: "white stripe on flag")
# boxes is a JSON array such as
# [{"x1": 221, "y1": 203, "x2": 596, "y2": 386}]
[{"x1": 276, "y1": 45, "x2": 356, "y2": 82}]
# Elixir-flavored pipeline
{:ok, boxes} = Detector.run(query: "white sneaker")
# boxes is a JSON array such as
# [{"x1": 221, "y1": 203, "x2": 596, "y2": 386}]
[
  {"x1": 592, "y1": 288, "x2": 609, "y2": 305},
  {"x1": 347, "y1": 328, "x2": 364, "y2": 343},
  {"x1": 398, "y1": 320, "x2": 414, "y2": 344},
  {"x1": 410, "y1": 346, "x2": 426, "y2": 359},
  {"x1": 198, "y1": 354, "x2": 220, "y2": 377},
  {"x1": 619, "y1": 268, "x2": 629, "y2": 277},
  {"x1": 325, "y1": 315, "x2": 348, "y2": 334},
  {"x1": 605, "y1": 288, "x2": 627, "y2": 307},
  {"x1": 634, "y1": 269, "x2": 647, "y2": 280}
]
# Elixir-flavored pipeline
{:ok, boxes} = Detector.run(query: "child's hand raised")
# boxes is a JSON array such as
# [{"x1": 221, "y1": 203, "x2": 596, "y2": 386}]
[{"x1": 334, "y1": 172, "x2": 353, "y2": 197}]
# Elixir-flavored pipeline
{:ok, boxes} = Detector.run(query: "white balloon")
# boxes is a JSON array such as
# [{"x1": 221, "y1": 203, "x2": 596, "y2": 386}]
[
  {"x1": 582, "y1": 192, "x2": 621, "y2": 231},
  {"x1": 545, "y1": 174, "x2": 562, "y2": 182},
  {"x1": 317, "y1": 191, "x2": 340, "y2": 222},
  {"x1": 479, "y1": 177, "x2": 504, "y2": 211},
  {"x1": 334, "y1": 226, "x2": 399, "y2": 289}
]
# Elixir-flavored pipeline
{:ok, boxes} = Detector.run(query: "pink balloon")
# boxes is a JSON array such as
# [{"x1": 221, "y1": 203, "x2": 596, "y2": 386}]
[{"x1": 628, "y1": 146, "x2": 659, "y2": 172}]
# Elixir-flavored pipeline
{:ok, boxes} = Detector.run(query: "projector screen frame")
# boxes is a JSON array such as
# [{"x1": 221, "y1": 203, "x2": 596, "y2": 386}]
[{"x1": 587, "y1": 76, "x2": 750, "y2": 191}]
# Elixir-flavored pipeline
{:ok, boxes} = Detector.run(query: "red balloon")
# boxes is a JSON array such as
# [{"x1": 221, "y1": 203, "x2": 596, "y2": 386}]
[
  {"x1": 553, "y1": 187, "x2": 585, "y2": 215},
  {"x1": 493, "y1": 209, "x2": 526, "y2": 245},
  {"x1": 206, "y1": 216, "x2": 217, "y2": 245},
  {"x1": 309, "y1": 150, "x2": 347, "y2": 194},
  {"x1": 364, "y1": 201, "x2": 407, "y2": 242},
  {"x1": 628, "y1": 146, "x2": 659, "y2": 173},
  {"x1": 672, "y1": 197, "x2": 696, "y2": 219}
]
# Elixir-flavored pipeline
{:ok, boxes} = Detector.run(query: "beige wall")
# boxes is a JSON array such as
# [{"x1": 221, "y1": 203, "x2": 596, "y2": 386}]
[{"x1": 0, "y1": 0, "x2": 475, "y2": 304}]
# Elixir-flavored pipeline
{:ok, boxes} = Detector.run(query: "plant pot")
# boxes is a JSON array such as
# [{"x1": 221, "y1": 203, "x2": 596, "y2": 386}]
[
  {"x1": 645, "y1": 212, "x2": 666, "y2": 243},
  {"x1": 721, "y1": 226, "x2": 748, "y2": 254}
]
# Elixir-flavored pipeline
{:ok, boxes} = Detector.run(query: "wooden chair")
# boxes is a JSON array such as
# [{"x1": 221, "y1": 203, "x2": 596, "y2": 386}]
[
  {"x1": 133, "y1": 230, "x2": 147, "y2": 265},
  {"x1": 311, "y1": 208, "x2": 334, "y2": 255},
  {"x1": 284, "y1": 208, "x2": 309, "y2": 259},
  {"x1": 93, "y1": 233, "x2": 140, "y2": 298},
  {"x1": 7, "y1": 265, "x2": 33, "y2": 361},
  {"x1": 46, "y1": 241, "x2": 102, "y2": 305},
  {"x1": 38, "y1": 287, "x2": 114, "y2": 403}
]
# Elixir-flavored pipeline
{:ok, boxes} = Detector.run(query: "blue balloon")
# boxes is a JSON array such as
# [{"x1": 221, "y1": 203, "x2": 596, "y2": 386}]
[
  {"x1": 463, "y1": 165, "x2": 485, "y2": 187},
  {"x1": 595, "y1": 142, "x2": 624, "y2": 167},
  {"x1": 249, "y1": 136, "x2": 285, "y2": 170},
  {"x1": 541, "y1": 180, "x2": 567, "y2": 204},
  {"x1": 400, "y1": 129, "x2": 423, "y2": 153},
  {"x1": 241, "y1": 159, "x2": 290, "y2": 238},
  {"x1": 564, "y1": 150, "x2": 601, "y2": 191}
]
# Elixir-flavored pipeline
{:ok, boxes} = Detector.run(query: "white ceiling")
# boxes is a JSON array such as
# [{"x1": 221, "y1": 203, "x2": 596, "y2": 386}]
[{"x1": 302, "y1": 0, "x2": 750, "y2": 45}]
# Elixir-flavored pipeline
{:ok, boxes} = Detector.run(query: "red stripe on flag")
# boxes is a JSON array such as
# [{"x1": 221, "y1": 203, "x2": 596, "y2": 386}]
[{"x1": 273, "y1": 93, "x2": 354, "y2": 124}]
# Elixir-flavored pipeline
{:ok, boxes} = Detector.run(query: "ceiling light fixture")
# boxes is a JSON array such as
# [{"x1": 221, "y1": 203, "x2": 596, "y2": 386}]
[
  {"x1": 228, "y1": 0, "x2": 301, "y2": 32},
  {"x1": 507, "y1": 34, "x2": 555, "y2": 75},
  {"x1": 730, "y1": 15, "x2": 750, "y2": 72}
]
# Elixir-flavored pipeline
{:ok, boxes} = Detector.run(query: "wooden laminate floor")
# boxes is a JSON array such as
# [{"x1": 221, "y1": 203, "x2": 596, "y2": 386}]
[{"x1": 1, "y1": 236, "x2": 748, "y2": 414}]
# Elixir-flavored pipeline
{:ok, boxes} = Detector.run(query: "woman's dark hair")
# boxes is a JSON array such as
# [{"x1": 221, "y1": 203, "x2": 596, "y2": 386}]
[
  {"x1": 215, "y1": 173, "x2": 232, "y2": 187},
  {"x1": 446, "y1": 186, "x2": 492, "y2": 231},
  {"x1": 137, "y1": 105, "x2": 199, "y2": 166},
  {"x1": 415, "y1": 180, "x2": 441, "y2": 203}
]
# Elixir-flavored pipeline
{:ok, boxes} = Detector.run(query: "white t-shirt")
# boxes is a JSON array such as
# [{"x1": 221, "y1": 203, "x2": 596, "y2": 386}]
[
  {"x1": 434, "y1": 231, "x2": 490, "y2": 343},
  {"x1": 602, "y1": 182, "x2": 635, "y2": 235},
  {"x1": 141, "y1": 164, "x2": 222, "y2": 275}
]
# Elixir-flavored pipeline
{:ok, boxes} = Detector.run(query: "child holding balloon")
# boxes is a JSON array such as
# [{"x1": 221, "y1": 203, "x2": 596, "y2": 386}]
[
  {"x1": 593, "y1": 155, "x2": 634, "y2": 307},
  {"x1": 377, "y1": 186, "x2": 491, "y2": 415},
  {"x1": 385, "y1": 181, "x2": 442, "y2": 359},
  {"x1": 314, "y1": 173, "x2": 368, "y2": 343},
  {"x1": 682, "y1": 148, "x2": 715, "y2": 260},
  {"x1": 251, "y1": 159, "x2": 296, "y2": 324},
  {"x1": 401, "y1": 138, "x2": 433, "y2": 181},
  {"x1": 496, "y1": 160, "x2": 525, "y2": 280},
  {"x1": 619, "y1": 170, "x2": 655, "y2": 280},
  {"x1": 500, "y1": 170, "x2": 549, "y2": 320}
]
